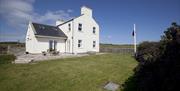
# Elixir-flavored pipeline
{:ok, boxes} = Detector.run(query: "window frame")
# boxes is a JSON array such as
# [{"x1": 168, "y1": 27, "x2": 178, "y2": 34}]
[
  {"x1": 68, "y1": 23, "x2": 71, "y2": 31},
  {"x1": 93, "y1": 41, "x2": 96, "y2": 48},
  {"x1": 78, "y1": 23, "x2": 82, "y2": 31},
  {"x1": 78, "y1": 40, "x2": 82, "y2": 48},
  {"x1": 93, "y1": 27, "x2": 96, "y2": 34}
]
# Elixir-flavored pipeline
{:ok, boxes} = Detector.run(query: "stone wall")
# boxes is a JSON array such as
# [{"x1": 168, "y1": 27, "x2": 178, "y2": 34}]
[
  {"x1": 0, "y1": 45, "x2": 25, "y2": 56},
  {"x1": 100, "y1": 47, "x2": 134, "y2": 54}
]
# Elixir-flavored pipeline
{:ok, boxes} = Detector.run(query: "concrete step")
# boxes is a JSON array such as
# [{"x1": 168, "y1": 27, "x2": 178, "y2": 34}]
[
  {"x1": 14, "y1": 60, "x2": 30, "y2": 64},
  {"x1": 14, "y1": 58, "x2": 33, "y2": 64}
]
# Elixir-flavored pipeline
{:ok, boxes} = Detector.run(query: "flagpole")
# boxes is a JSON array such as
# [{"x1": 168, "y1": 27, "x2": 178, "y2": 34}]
[{"x1": 133, "y1": 24, "x2": 137, "y2": 54}]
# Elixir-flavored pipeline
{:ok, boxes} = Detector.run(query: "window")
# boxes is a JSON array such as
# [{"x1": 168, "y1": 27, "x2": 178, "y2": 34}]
[
  {"x1": 54, "y1": 41, "x2": 57, "y2": 51},
  {"x1": 78, "y1": 23, "x2": 82, "y2": 31},
  {"x1": 93, "y1": 41, "x2": 96, "y2": 48},
  {"x1": 78, "y1": 40, "x2": 82, "y2": 48},
  {"x1": 68, "y1": 23, "x2": 71, "y2": 31},
  {"x1": 93, "y1": 27, "x2": 96, "y2": 34},
  {"x1": 49, "y1": 40, "x2": 53, "y2": 50},
  {"x1": 49, "y1": 40, "x2": 57, "y2": 51}
]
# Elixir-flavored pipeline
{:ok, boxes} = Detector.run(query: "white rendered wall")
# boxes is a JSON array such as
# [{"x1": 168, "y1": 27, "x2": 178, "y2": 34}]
[
  {"x1": 58, "y1": 21, "x2": 73, "y2": 53},
  {"x1": 33, "y1": 37, "x2": 66, "y2": 53},
  {"x1": 26, "y1": 23, "x2": 36, "y2": 53},
  {"x1": 73, "y1": 15, "x2": 99, "y2": 53},
  {"x1": 58, "y1": 6, "x2": 99, "y2": 54},
  {"x1": 26, "y1": 22, "x2": 66, "y2": 54}
]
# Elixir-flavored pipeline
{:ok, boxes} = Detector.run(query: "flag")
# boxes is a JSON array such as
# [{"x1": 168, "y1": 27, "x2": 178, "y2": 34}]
[
  {"x1": 132, "y1": 30, "x2": 134, "y2": 36},
  {"x1": 133, "y1": 24, "x2": 137, "y2": 54}
]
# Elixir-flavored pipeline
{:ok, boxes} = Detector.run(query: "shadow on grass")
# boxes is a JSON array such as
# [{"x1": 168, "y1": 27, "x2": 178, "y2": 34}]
[{"x1": 121, "y1": 75, "x2": 138, "y2": 91}]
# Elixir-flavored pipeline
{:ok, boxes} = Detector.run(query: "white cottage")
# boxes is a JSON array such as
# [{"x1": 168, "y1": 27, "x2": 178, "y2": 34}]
[{"x1": 26, "y1": 6, "x2": 99, "y2": 54}]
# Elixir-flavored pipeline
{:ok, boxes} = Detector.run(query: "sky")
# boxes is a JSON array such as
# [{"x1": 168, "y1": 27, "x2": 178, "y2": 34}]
[{"x1": 0, "y1": 0, "x2": 180, "y2": 44}]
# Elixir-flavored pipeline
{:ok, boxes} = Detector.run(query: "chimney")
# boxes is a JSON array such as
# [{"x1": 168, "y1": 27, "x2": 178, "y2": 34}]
[
  {"x1": 56, "y1": 19, "x2": 64, "y2": 26},
  {"x1": 81, "y1": 6, "x2": 92, "y2": 17}
]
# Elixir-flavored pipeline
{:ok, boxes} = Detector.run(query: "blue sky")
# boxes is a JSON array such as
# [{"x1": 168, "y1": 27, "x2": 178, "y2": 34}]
[{"x1": 0, "y1": 0, "x2": 180, "y2": 44}]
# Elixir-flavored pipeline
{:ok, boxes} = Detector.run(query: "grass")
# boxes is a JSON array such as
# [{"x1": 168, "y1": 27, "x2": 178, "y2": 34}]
[
  {"x1": 0, "y1": 53, "x2": 137, "y2": 91},
  {"x1": 0, "y1": 54, "x2": 16, "y2": 64}
]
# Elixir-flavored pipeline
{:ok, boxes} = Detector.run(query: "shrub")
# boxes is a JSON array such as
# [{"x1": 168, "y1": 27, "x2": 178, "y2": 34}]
[
  {"x1": 0, "y1": 45, "x2": 8, "y2": 54},
  {"x1": 0, "y1": 54, "x2": 16, "y2": 64},
  {"x1": 136, "y1": 41, "x2": 163, "y2": 63},
  {"x1": 134, "y1": 42, "x2": 180, "y2": 91},
  {"x1": 129, "y1": 22, "x2": 180, "y2": 91}
]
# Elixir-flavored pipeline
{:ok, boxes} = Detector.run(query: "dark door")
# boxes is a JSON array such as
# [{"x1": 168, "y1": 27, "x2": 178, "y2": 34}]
[{"x1": 54, "y1": 41, "x2": 57, "y2": 51}]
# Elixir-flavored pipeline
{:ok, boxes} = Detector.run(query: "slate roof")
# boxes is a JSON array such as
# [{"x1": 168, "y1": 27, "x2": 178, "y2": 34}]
[{"x1": 32, "y1": 22, "x2": 67, "y2": 38}]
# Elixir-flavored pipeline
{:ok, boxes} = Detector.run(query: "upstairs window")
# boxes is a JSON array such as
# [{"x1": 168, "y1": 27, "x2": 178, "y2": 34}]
[
  {"x1": 93, "y1": 27, "x2": 96, "y2": 34},
  {"x1": 78, "y1": 40, "x2": 82, "y2": 48},
  {"x1": 68, "y1": 23, "x2": 71, "y2": 31},
  {"x1": 93, "y1": 41, "x2": 96, "y2": 48},
  {"x1": 78, "y1": 23, "x2": 82, "y2": 31}
]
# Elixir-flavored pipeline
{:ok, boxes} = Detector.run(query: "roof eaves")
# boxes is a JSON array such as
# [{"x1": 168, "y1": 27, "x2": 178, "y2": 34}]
[
  {"x1": 35, "y1": 35, "x2": 67, "y2": 39},
  {"x1": 30, "y1": 22, "x2": 37, "y2": 34},
  {"x1": 57, "y1": 19, "x2": 74, "y2": 27},
  {"x1": 57, "y1": 14, "x2": 84, "y2": 27}
]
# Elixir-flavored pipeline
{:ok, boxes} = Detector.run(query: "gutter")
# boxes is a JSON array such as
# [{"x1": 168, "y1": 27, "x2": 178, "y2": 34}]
[{"x1": 35, "y1": 35, "x2": 67, "y2": 39}]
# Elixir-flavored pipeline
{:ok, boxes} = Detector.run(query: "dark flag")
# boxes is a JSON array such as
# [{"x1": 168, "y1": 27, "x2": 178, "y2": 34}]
[{"x1": 132, "y1": 30, "x2": 135, "y2": 36}]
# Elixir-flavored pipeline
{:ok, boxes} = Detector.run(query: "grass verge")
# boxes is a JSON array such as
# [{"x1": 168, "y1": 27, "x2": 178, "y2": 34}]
[{"x1": 0, "y1": 53, "x2": 137, "y2": 91}]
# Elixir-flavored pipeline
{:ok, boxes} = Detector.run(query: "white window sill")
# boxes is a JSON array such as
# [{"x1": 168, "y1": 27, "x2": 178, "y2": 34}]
[
  {"x1": 78, "y1": 31, "x2": 83, "y2": 33},
  {"x1": 78, "y1": 47, "x2": 83, "y2": 49}
]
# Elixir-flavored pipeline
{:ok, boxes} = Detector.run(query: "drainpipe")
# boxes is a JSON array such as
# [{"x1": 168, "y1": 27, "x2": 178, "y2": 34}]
[
  {"x1": 65, "y1": 39, "x2": 67, "y2": 53},
  {"x1": 72, "y1": 20, "x2": 74, "y2": 54}
]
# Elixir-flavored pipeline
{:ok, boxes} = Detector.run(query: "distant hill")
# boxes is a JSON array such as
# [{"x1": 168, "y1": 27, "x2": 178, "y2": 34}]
[{"x1": 0, "y1": 42, "x2": 25, "y2": 47}]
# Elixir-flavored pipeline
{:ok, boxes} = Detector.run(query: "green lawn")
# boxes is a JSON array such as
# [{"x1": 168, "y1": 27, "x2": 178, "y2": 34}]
[{"x1": 0, "y1": 53, "x2": 137, "y2": 91}]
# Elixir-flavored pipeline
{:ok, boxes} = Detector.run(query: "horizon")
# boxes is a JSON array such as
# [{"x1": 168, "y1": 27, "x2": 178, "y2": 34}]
[{"x1": 0, "y1": 0, "x2": 180, "y2": 44}]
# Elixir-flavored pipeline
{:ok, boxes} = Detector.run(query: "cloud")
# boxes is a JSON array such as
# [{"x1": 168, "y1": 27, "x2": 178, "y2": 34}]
[
  {"x1": 32, "y1": 10, "x2": 72, "y2": 25},
  {"x1": 0, "y1": 0, "x2": 72, "y2": 29},
  {"x1": 107, "y1": 35, "x2": 112, "y2": 39},
  {"x1": 0, "y1": 0, "x2": 34, "y2": 28},
  {"x1": 67, "y1": 9, "x2": 73, "y2": 13}
]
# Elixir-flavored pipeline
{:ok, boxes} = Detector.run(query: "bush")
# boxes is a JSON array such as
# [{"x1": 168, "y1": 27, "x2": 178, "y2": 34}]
[
  {"x1": 134, "y1": 42, "x2": 180, "y2": 91},
  {"x1": 0, "y1": 45, "x2": 8, "y2": 54},
  {"x1": 136, "y1": 41, "x2": 163, "y2": 63},
  {"x1": 125, "y1": 22, "x2": 180, "y2": 91},
  {"x1": 0, "y1": 54, "x2": 16, "y2": 64}
]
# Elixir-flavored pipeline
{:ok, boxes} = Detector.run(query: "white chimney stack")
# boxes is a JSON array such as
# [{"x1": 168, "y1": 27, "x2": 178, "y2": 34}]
[{"x1": 81, "y1": 6, "x2": 92, "y2": 17}]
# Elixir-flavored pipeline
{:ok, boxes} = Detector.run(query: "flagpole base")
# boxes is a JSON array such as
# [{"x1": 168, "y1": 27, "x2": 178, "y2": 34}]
[{"x1": 133, "y1": 52, "x2": 137, "y2": 58}]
